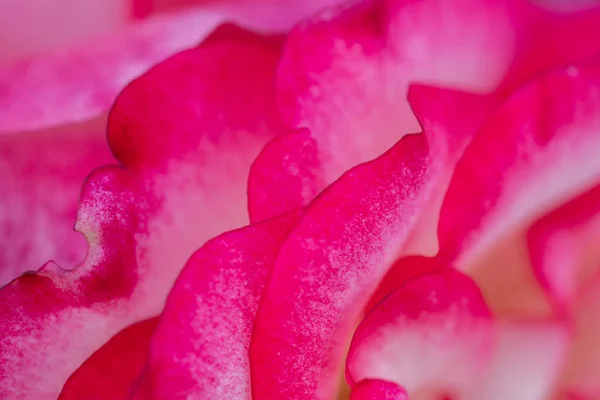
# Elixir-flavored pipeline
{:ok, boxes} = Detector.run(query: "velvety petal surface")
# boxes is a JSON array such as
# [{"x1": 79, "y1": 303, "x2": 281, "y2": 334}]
[
  {"x1": 248, "y1": 128, "x2": 321, "y2": 222},
  {"x1": 248, "y1": 0, "x2": 600, "y2": 221},
  {"x1": 58, "y1": 317, "x2": 158, "y2": 400},
  {"x1": 347, "y1": 270, "x2": 493, "y2": 398},
  {"x1": 351, "y1": 379, "x2": 409, "y2": 400},
  {"x1": 131, "y1": 210, "x2": 301, "y2": 399},
  {"x1": 249, "y1": 85, "x2": 496, "y2": 400},
  {"x1": 0, "y1": 8, "x2": 222, "y2": 133},
  {"x1": 438, "y1": 62, "x2": 600, "y2": 272},
  {"x1": 0, "y1": 117, "x2": 115, "y2": 285},
  {"x1": 250, "y1": 133, "x2": 430, "y2": 400},
  {"x1": 0, "y1": 26, "x2": 285, "y2": 399}
]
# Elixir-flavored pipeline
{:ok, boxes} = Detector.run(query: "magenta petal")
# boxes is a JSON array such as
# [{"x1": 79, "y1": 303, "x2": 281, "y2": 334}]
[
  {"x1": 0, "y1": 26, "x2": 284, "y2": 399},
  {"x1": 248, "y1": 128, "x2": 321, "y2": 222},
  {"x1": 0, "y1": 8, "x2": 222, "y2": 133},
  {"x1": 350, "y1": 379, "x2": 409, "y2": 400},
  {"x1": 0, "y1": 117, "x2": 115, "y2": 284},
  {"x1": 58, "y1": 317, "x2": 158, "y2": 400},
  {"x1": 528, "y1": 183, "x2": 600, "y2": 309},
  {"x1": 347, "y1": 270, "x2": 493, "y2": 398},
  {"x1": 367, "y1": 255, "x2": 446, "y2": 314},
  {"x1": 438, "y1": 62, "x2": 600, "y2": 270},
  {"x1": 131, "y1": 210, "x2": 301, "y2": 398}
]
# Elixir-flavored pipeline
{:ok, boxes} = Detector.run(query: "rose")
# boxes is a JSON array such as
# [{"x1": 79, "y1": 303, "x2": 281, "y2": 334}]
[{"x1": 1, "y1": 0, "x2": 600, "y2": 399}]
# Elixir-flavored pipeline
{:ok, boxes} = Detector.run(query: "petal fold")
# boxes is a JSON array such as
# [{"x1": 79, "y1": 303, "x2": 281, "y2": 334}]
[
  {"x1": 438, "y1": 62, "x2": 600, "y2": 271},
  {"x1": 347, "y1": 270, "x2": 493, "y2": 398},
  {"x1": 131, "y1": 210, "x2": 301, "y2": 399},
  {"x1": 350, "y1": 379, "x2": 409, "y2": 400},
  {"x1": 0, "y1": 117, "x2": 114, "y2": 284}
]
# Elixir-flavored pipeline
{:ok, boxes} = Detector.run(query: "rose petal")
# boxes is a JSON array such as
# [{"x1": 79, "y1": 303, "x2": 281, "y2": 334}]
[
  {"x1": 528, "y1": 183, "x2": 600, "y2": 309},
  {"x1": 350, "y1": 379, "x2": 409, "y2": 400},
  {"x1": 58, "y1": 317, "x2": 158, "y2": 400},
  {"x1": 248, "y1": 0, "x2": 600, "y2": 220},
  {"x1": 367, "y1": 255, "x2": 446, "y2": 314},
  {"x1": 0, "y1": 117, "x2": 115, "y2": 284},
  {"x1": 399, "y1": 85, "x2": 495, "y2": 255},
  {"x1": 131, "y1": 210, "x2": 301, "y2": 399},
  {"x1": 0, "y1": 8, "x2": 222, "y2": 133},
  {"x1": 248, "y1": 128, "x2": 321, "y2": 222},
  {"x1": 347, "y1": 270, "x2": 493, "y2": 398},
  {"x1": 0, "y1": 25, "x2": 284, "y2": 399},
  {"x1": 438, "y1": 62, "x2": 600, "y2": 271}
]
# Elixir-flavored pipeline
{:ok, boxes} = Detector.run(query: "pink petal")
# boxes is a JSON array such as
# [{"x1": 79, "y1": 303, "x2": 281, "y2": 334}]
[
  {"x1": 58, "y1": 317, "x2": 158, "y2": 400},
  {"x1": 367, "y1": 255, "x2": 445, "y2": 313},
  {"x1": 350, "y1": 379, "x2": 409, "y2": 400},
  {"x1": 528, "y1": 183, "x2": 600, "y2": 309},
  {"x1": 347, "y1": 270, "x2": 493, "y2": 398},
  {"x1": 0, "y1": 25, "x2": 284, "y2": 399},
  {"x1": 0, "y1": 8, "x2": 222, "y2": 133},
  {"x1": 0, "y1": 117, "x2": 115, "y2": 285},
  {"x1": 131, "y1": 210, "x2": 301, "y2": 399},
  {"x1": 248, "y1": 128, "x2": 321, "y2": 222},
  {"x1": 248, "y1": 0, "x2": 600, "y2": 220},
  {"x1": 438, "y1": 62, "x2": 600, "y2": 271}
]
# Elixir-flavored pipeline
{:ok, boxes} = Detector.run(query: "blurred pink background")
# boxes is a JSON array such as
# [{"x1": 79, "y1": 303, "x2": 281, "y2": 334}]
[{"x1": 0, "y1": 0, "x2": 202, "y2": 64}]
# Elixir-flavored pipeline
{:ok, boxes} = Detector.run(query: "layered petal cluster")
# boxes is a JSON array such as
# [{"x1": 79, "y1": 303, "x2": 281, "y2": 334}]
[
  {"x1": 0, "y1": 23, "x2": 286, "y2": 399},
  {"x1": 2, "y1": 0, "x2": 600, "y2": 399}
]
